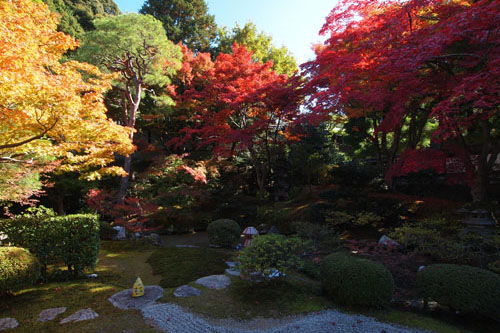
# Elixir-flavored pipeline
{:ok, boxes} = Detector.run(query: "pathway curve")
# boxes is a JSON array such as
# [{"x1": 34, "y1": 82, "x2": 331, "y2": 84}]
[{"x1": 141, "y1": 303, "x2": 429, "y2": 333}]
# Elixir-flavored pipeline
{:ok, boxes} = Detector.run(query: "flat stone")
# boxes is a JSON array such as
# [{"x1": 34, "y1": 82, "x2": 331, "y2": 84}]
[
  {"x1": 175, "y1": 245, "x2": 200, "y2": 248},
  {"x1": 195, "y1": 275, "x2": 231, "y2": 290},
  {"x1": 225, "y1": 261, "x2": 239, "y2": 268},
  {"x1": 0, "y1": 318, "x2": 18, "y2": 330},
  {"x1": 60, "y1": 309, "x2": 98, "y2": 324},
  {"x1": 173, "y1": 285, "x2": 201, "y2": 297},
  {"x1": 378, "y1": 235, "x2": 401, "y2": 248},
  {"x1": 38, "y1": 307, "x2": 66, "y2": 322},
  {"x1": 225, "y1": 268, "x2": 240, "y2": 277},
  {"x1": 108, "y1": 285, "x2": 164, "y2": 310}
]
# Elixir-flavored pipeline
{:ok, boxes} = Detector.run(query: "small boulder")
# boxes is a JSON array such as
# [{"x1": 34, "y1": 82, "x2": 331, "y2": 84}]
[
  {"x1": 225, "y1": 261, "x2": 239, "y2": 268},
  {"x1": 0, "y1": 318, "x2": 18, "y2": 330},
  {"x1": 225, "y1": 268, "x2": 240, "y2": 277},
  {"x1": 144, "y1": 233, "x2": 162, "y2": 246},
  {"x1": 38, "y1": 307, "x2": 66, "y2": 322},
  {"x1": 195, "y1": 275, "x2": 231, "y2": 290},
  {"x1": 173, "y1": 285, "x2": 201, "y2": 297},
  {"x1": 60, "y1": 309, "x2": 98, "y2": 324},
  {"x1": 108, "y1": 286, "x2": 164, "y2": 310},
  {"x1": 112, "y1": 226, "x2": 126, "y2": 240},
  {"x1": 378, "y1": 235, "x2": 401, "y2": 248}
]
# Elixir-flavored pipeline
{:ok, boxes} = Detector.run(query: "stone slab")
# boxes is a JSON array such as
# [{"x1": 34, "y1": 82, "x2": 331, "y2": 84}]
[
  {"x1": 225, "y1": 268, "x2": 241, "y2": 277},
  {"x1": 175, "y1": 245, "x2": 200, "y2": 248},
  {"x1": 173, "y1": 285, "x2": 201, "y2": 297},
  {"x1": 108, "y1": 285, "x2": 164, "y2": 310},
  {"x1": 38, "y1": 307, "x2": 66, "y2": 322},
  {"x1": 225, "y1": 261, "x2": 239, "y2": 268},
  {"x1": 60, "y1": 309, "x2": 98, "y2": 324},
  {"x1": 0, "y1": 318, "x2": 18, "y2": 330},
  {"x1": 195, "y1": 275, "x2": 231, "y2": 290}
]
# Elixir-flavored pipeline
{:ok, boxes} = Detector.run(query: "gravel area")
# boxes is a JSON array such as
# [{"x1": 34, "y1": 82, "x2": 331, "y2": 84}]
[{"x1": 142, "y1": 303, "x2": 429, "y2": 333}]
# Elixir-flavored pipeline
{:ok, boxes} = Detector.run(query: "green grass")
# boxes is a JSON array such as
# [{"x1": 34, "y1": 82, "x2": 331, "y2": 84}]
[
  {"x1": 0, "y1": 240, "x2": 159, "y2": 333},
  {"x1": 146, "y1": 247, "x2": 232, "y2": 288}
]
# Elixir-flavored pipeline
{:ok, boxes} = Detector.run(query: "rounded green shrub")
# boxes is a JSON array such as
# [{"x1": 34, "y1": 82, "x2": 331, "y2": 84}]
[
  {"x1": 416, "y1": 264, "x2": 500, "y2": 315},
  {"x1": 207, "y1": 219, "x2": 241, "y2": 248},
  {"x1": 321, "y1": 252, "x2": 394, "y2": 308},
  {"x1": 239, "y1": 234, "x2": 307, "y2": 281},
  {"x1": 0, "y1": 247, "x2": 40, "y2": 293}
]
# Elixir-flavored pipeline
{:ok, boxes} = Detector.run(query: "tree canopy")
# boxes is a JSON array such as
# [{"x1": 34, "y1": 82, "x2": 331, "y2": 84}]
[
  {"x1": 0, "y1": 0, "x2": 134, "y2": 202},
  {"x1": 216, "y1": 22, "x2": 297, "y2": 76},
  {"x1": 140, "y1": 0, "x2": 217, "y2": 53}
]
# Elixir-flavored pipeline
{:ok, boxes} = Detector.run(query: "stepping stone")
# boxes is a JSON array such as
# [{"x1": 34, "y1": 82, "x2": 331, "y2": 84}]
[
  {"x1": 173, "y1": 285, "x2": 201, "y2": 297},
  {"x1": 225, "y1": 261, "x2": 239, "y2": 268},
  {"x1": 175, "y1": 244, "x2": 200, "y2": 248},
  {"x1": 0, "y1": 318, "x2": 18, "y2": 330},
  {"x1": 38, "y1": 307, "x2": 66, "y2": 322},
  {"x1": 60, "y1": 309, "x2": 98, "y2": 324},
  {"x1": 225, "y1": 268, "x2": 240, "y2": 277},
  {"x1": 108, "y1": 285, "x2": 164, "y2": 310},
  {"x1": 195, "y1": 275, "x2": 231, "y2": 290}
]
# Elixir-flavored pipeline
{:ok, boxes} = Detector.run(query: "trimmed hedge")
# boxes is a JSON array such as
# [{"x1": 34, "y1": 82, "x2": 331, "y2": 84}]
[
  {"x1": 0, "y1": 214, "x2": 100, "y2": 277},
  {"x1": 416, "y1": 264, "x2": 500, "y2": 315},
  {"x1": 0, "y1": 247, "x2": 40, "y2": 293},
  {"x1": 321, "y1": 252, "x2": 394, "y2": 308},
  {"x1": 207, "y1": 219, "x2": 241, "y2": 248}
]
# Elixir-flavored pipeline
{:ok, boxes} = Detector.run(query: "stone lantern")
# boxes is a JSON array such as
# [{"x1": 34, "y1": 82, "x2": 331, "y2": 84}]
[
  {"x1": 460, "y1": 209, "x2": 497, "y2": 237},
  {"x1": 242, "y1": 226, "x2": 259, "y2": 247}
]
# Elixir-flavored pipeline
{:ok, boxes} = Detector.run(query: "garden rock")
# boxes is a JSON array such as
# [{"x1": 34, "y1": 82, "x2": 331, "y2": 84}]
[
  {"x1": 112, "y1": 226, "x2": 126, "y2": 240},
  {"x1": 60, "y1": 309, "x2": 98, "y2": 324},
  {"x1": 108, "y1": 285, "x2": 164, "y2": 310},
  {"x1": 378, "y1": 235, "x2": 401, "y2": 248},
  {"x1": 173, "y1": 285, "x2": 201, "y2": 297},
  {"x1": 144, "y1": 233, "x2": 162, "y2": 246},
  {"x1": 225, "y1": 268, "x2": 240, "y2": 277},
  {"x1": 38, "y1": 307, "x2": 66, "y2": 322},
  {"x1": 0, "y1": 318, "x2": 18, "y2": 330},
  {"x1": 225, "y1": 261, "x2": 239, "y2": 268},
  {"x1": 175, "y1": 245, "x2": 200, "y2": 248},
  {"x1": 195, "y1": 275, "x2": 231, "y2": 290}
]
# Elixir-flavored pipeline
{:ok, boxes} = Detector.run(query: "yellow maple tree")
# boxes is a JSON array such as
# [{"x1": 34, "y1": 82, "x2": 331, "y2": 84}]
[{"x1": 0, "y1": 0, "x2": 134, "y2": 201}]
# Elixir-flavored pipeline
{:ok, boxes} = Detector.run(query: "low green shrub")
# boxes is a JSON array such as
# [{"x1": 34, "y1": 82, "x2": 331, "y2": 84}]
[
  {"x1": 207, "y1": 219, "x2": 241, "y2": 248},
  {"x1": 0, "y1": 247, "x2": 40, "y2": 293},
  {"x1": 99, "y1": 221, "x2": 118, "y2": 240},
  {"x1": 321, "y1": 252, "x2": 394, "y2": 308},
  {"x1": 0, "y1": 214, "x2": 100, "y2": 277},
  {"x1": 416, "y1": 264, "x2": 500, "y2": 316},
  {"x1": 239, "y1": 234, "x2": 307, "y2": 281},
  {"x1": 292, "y1": 221, "x2": 342, "y2": 253}
]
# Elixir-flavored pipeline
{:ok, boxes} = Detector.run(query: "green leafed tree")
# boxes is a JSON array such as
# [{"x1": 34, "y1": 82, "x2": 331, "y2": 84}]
[
  {"x1": 215, "y1": 22, "x2": 297, "y2": 76},
  {"x1": 43, "y1": 0, "x2": 121, "y2": 38},
  {"x1": 76, "y1": 13, "x2": 183, "y2": 202},
  {"x1": 140, "y1": 0, "x2": 217, "y2": 53}
]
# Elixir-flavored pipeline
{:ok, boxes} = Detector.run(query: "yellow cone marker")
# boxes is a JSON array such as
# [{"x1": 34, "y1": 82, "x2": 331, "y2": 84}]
[{"x1": 132, "y1": 277, "x2": 145, "y2": 297}]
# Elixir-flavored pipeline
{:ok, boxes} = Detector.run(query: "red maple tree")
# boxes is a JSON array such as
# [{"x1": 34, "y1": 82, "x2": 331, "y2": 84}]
[
  {"x1": 171, "y1": 44, "x2": 301, "y2": 198},
  {"x1": 304, "y1": 0, "x2": 500, "y2": 201}
]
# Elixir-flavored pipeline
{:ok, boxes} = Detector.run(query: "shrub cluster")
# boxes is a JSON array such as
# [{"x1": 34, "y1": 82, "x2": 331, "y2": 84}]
[
  {"x1": 416, "y1": 264, "x2": 500, "y2": 316},
  {"x1": 239, "y1": 234, "x2": 307, "y2": 281},
  {"x1": 321, "y1": 252, "x2": 394, "y2": 308},
  {"x1": 0, "y1": 214, "x2": 100, "y2": 277},
  {"x1": 207, "y1": 219, "x2": 241, "y2": 248},
  {"x1": 99, "y1": 221, "x2": 118, "y2": 240},
  {"x1": 0, "y1": 247, "x2": 40, "y2": 293}
]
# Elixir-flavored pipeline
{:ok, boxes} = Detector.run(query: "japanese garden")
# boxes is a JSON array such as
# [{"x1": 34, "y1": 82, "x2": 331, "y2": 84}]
[{"x1": 1, "y1": 0, "x2": 500, "y2": 332}]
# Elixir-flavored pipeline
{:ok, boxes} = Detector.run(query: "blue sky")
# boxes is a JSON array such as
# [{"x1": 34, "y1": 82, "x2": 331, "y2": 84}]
[{"x1": 114, "y1": 0, "x2": 336, "y2": 65}]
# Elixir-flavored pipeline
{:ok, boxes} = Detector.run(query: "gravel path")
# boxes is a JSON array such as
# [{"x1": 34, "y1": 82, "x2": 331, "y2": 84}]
[{"x1": 142, "y1": 303, "x2": 429, "y2": 333}]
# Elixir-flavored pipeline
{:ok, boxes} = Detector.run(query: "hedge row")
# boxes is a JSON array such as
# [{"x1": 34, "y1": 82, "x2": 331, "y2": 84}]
[{"x1": 0, "y1": 214, "x2": 100, "y2": 277}]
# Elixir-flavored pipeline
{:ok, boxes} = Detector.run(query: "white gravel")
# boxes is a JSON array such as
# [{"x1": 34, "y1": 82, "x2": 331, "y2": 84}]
[{"x1": 141, "y1": 303, "x2": 429, "y2": 333}]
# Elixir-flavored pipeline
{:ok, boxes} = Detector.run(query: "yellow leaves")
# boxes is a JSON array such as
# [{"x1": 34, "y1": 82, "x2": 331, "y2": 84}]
[{"x1": 0, "y1": 0, "x2": 134, "y2": 181}]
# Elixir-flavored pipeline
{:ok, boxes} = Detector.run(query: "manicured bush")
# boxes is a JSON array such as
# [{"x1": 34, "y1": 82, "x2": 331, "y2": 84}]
[
  {"x1": 99, "y1": 221, "x2": 118, "y2": 240},
  {"x1": 207, "y1": 219, "x2": 241, "y2": 248},
  {"x1": 0, "y1": 214, "x2": 100, "y2": 277},
  {"x1": 416, "y1": 264, "x2": 500, "y2": 315},
  {"x1": 0, "y1": 247, "x2": 40, "y2": 293},
  {"x1": 239, "y1": 234, "x2": 307, "y2": 281},
  {"x1": 321, "y1": 252, "x2": 394, "y2": 308}
]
